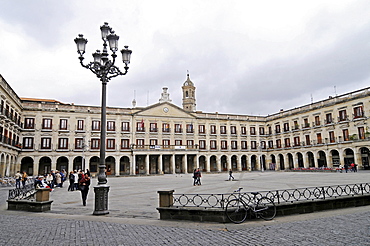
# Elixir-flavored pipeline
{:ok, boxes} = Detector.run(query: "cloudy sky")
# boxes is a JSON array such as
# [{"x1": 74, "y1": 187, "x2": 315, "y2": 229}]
[{"x1": 0, "y1": 0, "x2": 369, "y2": 115}]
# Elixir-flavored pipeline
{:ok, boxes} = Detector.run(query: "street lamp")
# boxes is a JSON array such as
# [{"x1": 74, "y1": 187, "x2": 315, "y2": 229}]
[{"x1": 74, "y1": 22, "x2": 132, "y2": 215}]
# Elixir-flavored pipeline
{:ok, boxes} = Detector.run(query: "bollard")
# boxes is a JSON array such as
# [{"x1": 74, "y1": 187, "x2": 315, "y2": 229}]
[{"x1": 157, "y1": 190, "x2": 174, "y2": 207}]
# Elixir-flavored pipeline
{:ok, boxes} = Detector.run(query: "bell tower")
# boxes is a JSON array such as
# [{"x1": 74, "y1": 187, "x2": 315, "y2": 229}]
[{"x1": 182, "y1": 73, "x2": 196, "y2": 112}]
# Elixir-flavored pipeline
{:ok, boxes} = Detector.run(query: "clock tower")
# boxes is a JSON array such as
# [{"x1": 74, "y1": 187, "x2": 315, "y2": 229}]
[{"x1": 182, "y1": 73, "x2": 196, "y2": 112}]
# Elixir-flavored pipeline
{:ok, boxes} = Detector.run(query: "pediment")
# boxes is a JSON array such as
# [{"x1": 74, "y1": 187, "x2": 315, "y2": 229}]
[{"x1": 133, "y1": 102, "x2": 195, "y2": 119}]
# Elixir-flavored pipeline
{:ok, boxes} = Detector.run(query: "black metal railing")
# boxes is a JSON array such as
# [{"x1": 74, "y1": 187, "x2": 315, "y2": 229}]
[
  {"x1": 172, "y1": 183, "x2": 370, "y2": 209},
  {"x1": 8, "y1": 182, "x2": 36, "y2": 200}
]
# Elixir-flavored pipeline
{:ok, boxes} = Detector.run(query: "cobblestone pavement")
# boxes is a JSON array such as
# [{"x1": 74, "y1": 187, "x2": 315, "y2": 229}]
[
  {"x1": 0, "y1": 172, "x2": 369, "y2": 245},
  {"x1": 0, "y1": 209, "x2": 369, "y2": 245}
]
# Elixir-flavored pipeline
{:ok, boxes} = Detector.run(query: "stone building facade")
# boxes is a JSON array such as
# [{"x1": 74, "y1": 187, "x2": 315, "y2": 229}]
[{"x1": 1, "y1": 73, "x2": 369, "y2": 177}]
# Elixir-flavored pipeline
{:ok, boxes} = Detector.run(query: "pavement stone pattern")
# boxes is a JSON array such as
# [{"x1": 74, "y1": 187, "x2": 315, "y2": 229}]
[
  {"x1": 0, "y1": 211, "x2": 369, "y2": 245},
  {"x1": 0, "y1": 171, "x2": 369, "y2": 245}
]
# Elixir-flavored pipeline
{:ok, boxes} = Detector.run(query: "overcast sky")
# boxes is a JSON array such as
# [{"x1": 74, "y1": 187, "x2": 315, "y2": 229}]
[{"x1": 0, "y1": 0, "x2": 369, "y2": 116}]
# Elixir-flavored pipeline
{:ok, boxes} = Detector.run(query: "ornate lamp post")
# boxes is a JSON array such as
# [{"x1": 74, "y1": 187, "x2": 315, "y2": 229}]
[{"x1": 74, "y1": 22, "x2": 132, "y2": 215}]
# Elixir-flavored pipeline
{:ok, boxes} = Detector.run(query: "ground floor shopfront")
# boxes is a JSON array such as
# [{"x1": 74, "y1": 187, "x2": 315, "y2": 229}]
[{"x1": 16, "y1": 144, "x2": 370, "y2": 176}]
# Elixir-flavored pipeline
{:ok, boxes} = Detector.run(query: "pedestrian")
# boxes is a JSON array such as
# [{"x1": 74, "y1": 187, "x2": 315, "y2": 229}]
[
  {"x1": 86, "y1": 169, "x2": 91, "y2": 177},
  {"x1": 73, "y1": 170, "x2": 79, "y2": 190},
  {"x1": 350, "y1": 163, "x2": 355, "y2": 172},
  {"x1": 21, "y1": 171, "x2": 28, "y2": 187},
  {"x1": 14, "y1": 171, "x2": 22, "y2": 189},
  {"x1": 68, "y1": 171, "x2": 75, "y2": 191},
  {"x1": 195, "y1": 168, "x2": 201, "y2": 185},
  {"x1": 46, "y1": 172, "x2": 54, "y2": 189},
  {"x1": 354, "y1": 163, "x2": 358, "y2": 172},
  {"x1": 344, "y1": 163, "x2": 349, "y2": 173},
  {"x1": 193, "y1": 169, "x2": 197, "y2": 186},
  {"x1": 55, "y1": 171, "x2": 62, "y2": 188},
  {"x1": 228, "y1": 169, "x2": 234, "y2": 181},
  {"x1": 79, "y1": 173, "x2": 91, "y2": 206}
]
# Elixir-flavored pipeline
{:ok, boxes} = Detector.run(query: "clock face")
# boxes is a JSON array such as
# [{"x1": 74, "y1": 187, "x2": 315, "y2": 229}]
[{"x1": 163, "y1": 107, "x2": 169, "y2": 113}]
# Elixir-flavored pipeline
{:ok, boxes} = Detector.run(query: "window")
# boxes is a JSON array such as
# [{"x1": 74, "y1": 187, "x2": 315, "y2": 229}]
[
  {"x1": 42, "y1": 118, "x2": 52, "y2": 130},
  {"x1": 149, "y1": 139, "x2": 158, "y2": 146},
  {"x1": 150, "y1": 123, "x2": 157, "y2": 132},
  {"x1": 198, "y1": 125, "x2": 205, "y2": 134},
  {"x1": 268, "y1": 140, "x2": 273, "y2": 149},
  {"x1": 91, "y1": 139, "x2": 100, "y2": 149},
  {"x1": 75, "y1": 138, "x2": 84, "y2": 149},
  {"x1": 121, "y1": 122, "x2": 130, "y2": 132},
  {"x1": 137, "y1": 139, "x2": 145, "y2": 148},
  {"x1": 317, "y1": 133, "x2": 322, "y2": 144},
  {"x1": 294, "y1": 136, "x2": 300, "y2": 146},
  {"x1": 305, "y1": 135, "x2": 311, "y2": 145},
  {"x1": 107, "y1": 121, "x2": 115, "y2": 131},
  {"x1": 283, "y1": 123, "x2": 289, "y2": 132},
  {"x1": 137, "y1": 121, "x2": 145, "y2": 132},
  {"x1": 175, "y1": 124, "x2": 182, "y2": 133},
  {"x1": 284, "y1": 138, "x2": 290, "y2": 147},
  {"x1": 251, "y1": 141, "x2": 257, "y2": 149},
  {"x1": 293, "y1": 120, "x2": 299, "y2": 130},
  {"x1": 268, "y1": 126, "x2": 272, "y2": 135},
  {"x1": 210, "y1": 140, "x2": 217, "y2": 149},
  {"x1": 358, "y1": 127, "x2": 365, "y2": 140},
  {"x1": 41, "y1": 137, "x2": 52, "y2": 149},
  {"x1": 250, "y1": 127, "x2": 256, "y2": 135},
  {"x1": 275, "y1": 125, "x2": 281, "y2": 134},
  {"x1": 199, "y1": 140, "x2": 206, "y2": 149},
  {"x1": 175, "y1": 140, "x2": 182, "y2": 146},
  {"x1": 339, "y1": 110, "x2": 347, "y2": 121},
  {"x1": 107, "y1": 139, "x2": 115, "y2": 149},
  {"x1": 23, "y1": 137, "x2": 34, "y2": 149},
  {"x1": 121, "y1": 139, "x2": 130, "y2": 149},
  {"x1": 162, "y1": 139, "x2": 170, "y2": 148},
  {"x1": 59, "y1": 119, "x2": 68, "y2": 130},
  {"x1": 221, "y1": 140, "x2": 227, "y2": 149},
  {"x1": 343, "y1": 129, "x2": 349, "y2": 141},
  {"x1": 329, "y1": 131, "x2": 335, "y2": 143},
  {"x1": 220, "y1": 126, "x2": 227, "y2": 134},
  {"x1": 24, "y1": 118, "x2": 35, "y2": 129},
  {"x1": 186, "y1": 124, "x2": 194, "y2": 133},
  {"x1": 303, "y1": 118, "x2": 309, "y2": 128},
  {"x1": 276, "y1": 139, "x2": 281, "y2": 148},
  {"x1": 210, "y1": 125, "x2": 216, "y2": 134},
  {"x1": 241, "y1": 141, "x2": 247, "y2": 149},
  {"x1": 231, "y1": 141, "x2": 237, "y2": 149},
  {"x1": 326, "y1": 113, "x2": 333, "y2": 124},
  {"x1": 241, "y1": 127, "x2": 246, "y2": 135},
  {"x1": 260, "y1": 141, "x2": 266, "y2": 149},
  {"x1": 58, "y1": 138, "x2": 68, "y2": 149},
  {"x1": 92, "y1": 120, "x2": 101, "y2": 131},
  {"x1": 314, "y1": 116, "x2": 320, "y2": 126},
  {"x1": 354, "y1": 106, "x2": 364, "y2": 118},
  {"x1": 187, "y1": 140, "x2": 194, "y2": 148},
  {"x1": 230, "y1": 126, "x2": 236, "y2": 134},
  {"x1": 259, "y1": 127, "x2": 265, "y2": 135},
  {"x1": 77, "y1": 120, "x2": 84, "y2": 131},
  {"x1": 162, "y1": 123, "x2": 170, "y2": 132}
]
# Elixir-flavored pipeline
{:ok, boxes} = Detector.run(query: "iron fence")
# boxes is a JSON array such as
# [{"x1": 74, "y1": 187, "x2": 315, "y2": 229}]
[
  {"x1": 172, "y1": 183, "x2": 370, "y2": 209},
  {"x1": 8, "y1": 183, "x2": 36, "y2": 200}
]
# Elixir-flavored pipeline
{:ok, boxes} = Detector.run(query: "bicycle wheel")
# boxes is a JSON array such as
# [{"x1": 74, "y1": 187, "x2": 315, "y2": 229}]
[
  {"x1": 256, "y1": 197, "x2": 276, "y2": 220},
  {"x1": 225, "y1": 199, "x2": 249, "y2": 223}
]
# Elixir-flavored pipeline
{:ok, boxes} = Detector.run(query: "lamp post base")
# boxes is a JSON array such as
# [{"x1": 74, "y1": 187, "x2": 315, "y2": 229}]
[{"x1": 93, "y1": 185, "x2": 110, "y2": 215}]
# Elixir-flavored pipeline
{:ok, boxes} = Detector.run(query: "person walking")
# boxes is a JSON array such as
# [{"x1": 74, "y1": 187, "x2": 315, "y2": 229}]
[
  {"x1": 14, "y1": 171, "x2": 22, "y2": 189},
  {"x1": 228, "y1": 169, "x2": 235, "y2": 181},
  {"x1": 195, "y1": 168, "x2": 201, "y2": 185},
  {"x1": 79, "y1": 173, "x2": 91, "y2": 206},
  {"x1": 344, "y1": 163, "x2": 349, "y2": 173},
  {"x1": 55, "y1": 171, "x2": 62, "y2": 188},
  {"x1": 73, "y1": 171, "x2": 79, "y2": 190},
  {"x1": 193, "y1": 169, "x2": 198, "y2": 186},
  {"x1": 21, "y1": 171, "x2": 28, "y2": 187},
  {"x1": 68, "y1": 171, "x2": 75, "y2": 191}
]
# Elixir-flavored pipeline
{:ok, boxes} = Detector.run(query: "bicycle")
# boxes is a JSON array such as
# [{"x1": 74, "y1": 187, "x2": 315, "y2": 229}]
[{"x1": 225, "y1": 187, "x2": 276, "y2": 223}]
